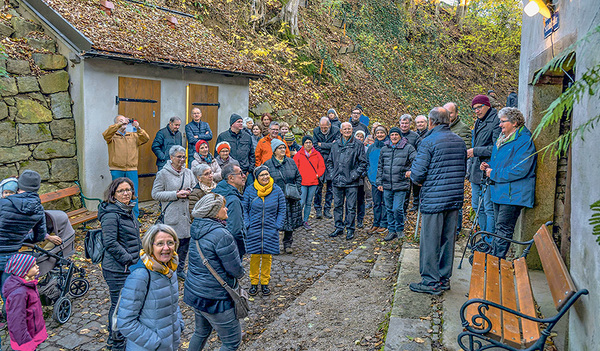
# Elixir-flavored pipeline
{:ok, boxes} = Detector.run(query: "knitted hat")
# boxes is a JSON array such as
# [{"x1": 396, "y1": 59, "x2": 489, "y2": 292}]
[
  {"x1": 254, "y1": 165, "x2": 270, "y2": 179},
  {"x1": 191, "y1": 193, "x2": 225, "y2": 219},
  {"x1": 0, "y1": 177, "x2": 19, "y2": 194},
  {"x1": 195, "y1": 140, "x2": 208, "y2": 154},
  {"x1": 18, "y1": 170, "x2": 41, "y2": 192},
  {"x1": 284, "y1": 132, "x2": 295, "y2": 142},
  {"x1": 471, "y1": 94, "x2": 491, "y2": 107},
  {"x1": 355, "y1": 104, "x2": 363, "y2": 112},
  {"x1": 5, "y1": 253, "x2": 37, "y2": 278},
  {"x1": 354, "y1": 130, "x2": 365, "y2": 138},
  {"x1": 230, "y1": 113, "x2": 243, "y2": 126},
  {"x1": 271, "y1": 138, "x2": 285, "y2": 153},
  {"x1": 302, "y1": 135, "x2": 314, "y2": 145},
  {"x1": 389, "y1": 127, "x2": 402, "y2": 135},
  {"x1": 216, "y1": 141, "x2": 231, "y2": 154},
  {"x1": 374, "y1": 125, "x2": 388, "y2": 135},
  {"x1": 327, "y1": 108, "x2": 338, "y2": 119}
]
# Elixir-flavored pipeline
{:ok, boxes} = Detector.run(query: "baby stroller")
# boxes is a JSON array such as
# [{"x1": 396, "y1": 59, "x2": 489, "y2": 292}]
[{"x1": 21, "y1": 210, "x2": 89, "y2": 324}]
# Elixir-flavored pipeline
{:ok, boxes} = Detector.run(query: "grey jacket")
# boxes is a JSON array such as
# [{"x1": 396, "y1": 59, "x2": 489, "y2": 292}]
[{"x1": 151, "y1": 161, "x2": 197, "y2": 239}]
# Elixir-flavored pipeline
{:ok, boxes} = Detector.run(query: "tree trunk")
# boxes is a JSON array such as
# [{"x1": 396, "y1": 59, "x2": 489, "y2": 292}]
[
  {"x1": 268, "y1": 0, "x2": 300, "y2": 35},
  {"x1": 250, "y1": 0, "x2": 267, "y2": 30}
]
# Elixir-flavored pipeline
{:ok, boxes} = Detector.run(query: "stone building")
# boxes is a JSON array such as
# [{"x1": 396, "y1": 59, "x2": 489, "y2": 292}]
[
  {"x1": 11, "y1": 0, "x2": 263, "y2": 202},
  {"x1": 517, "y1": 0, "x2": 599, "y2": 349}
]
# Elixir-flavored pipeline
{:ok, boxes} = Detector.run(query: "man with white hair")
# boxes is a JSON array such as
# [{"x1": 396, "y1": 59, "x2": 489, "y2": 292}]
[{"x1": 313, "y1": 116, "x2": 340, "y2": 219}]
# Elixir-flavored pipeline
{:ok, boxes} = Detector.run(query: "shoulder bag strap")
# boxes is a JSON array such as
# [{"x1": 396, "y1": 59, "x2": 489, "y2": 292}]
[
  {"x1": 276, "y1": 166, "x2": 288, "y2": 185},
  {"x1": 195, "y1": 240, "x2": 233, "y2": 290},
  {"x1": 304, "y1": 153, "x2": 319, "y2": 177}
]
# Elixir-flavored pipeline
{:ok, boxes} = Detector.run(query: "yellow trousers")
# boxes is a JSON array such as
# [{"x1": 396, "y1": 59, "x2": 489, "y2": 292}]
[{"x1": 249, "y1": 254, "x2": 272, "y2": 285}]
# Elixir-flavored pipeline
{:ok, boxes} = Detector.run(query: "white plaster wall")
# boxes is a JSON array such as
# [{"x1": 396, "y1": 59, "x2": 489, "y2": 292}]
[
  {"x1": 75, "y1": 58, "x2": 249, "y2": 201},
  {"x1": 519, "y1": 1, "x2": 600, "y2": 349}
]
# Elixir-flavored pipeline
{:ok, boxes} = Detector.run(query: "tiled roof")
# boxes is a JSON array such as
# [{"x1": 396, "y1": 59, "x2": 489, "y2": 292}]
[{"x1": 43, "y1": 0, "x2": 264, "y2": 76}]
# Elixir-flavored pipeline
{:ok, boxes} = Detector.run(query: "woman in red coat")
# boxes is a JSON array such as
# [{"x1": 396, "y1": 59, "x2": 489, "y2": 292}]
[{"x1": 293, "y1": 136, "x2": 326, "y2": 230}]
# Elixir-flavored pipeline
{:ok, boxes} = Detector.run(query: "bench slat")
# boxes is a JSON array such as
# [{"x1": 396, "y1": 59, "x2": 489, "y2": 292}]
[
  {"x1": 514, "y1": 258, "x2": 540, "y2": 347},
  {"x1": 485, "y1": 255, "x2": 502, "y2": 340},
  {"x1": 467, "y1": 251, "x2": 487, "y2": 329},
  {"x1": 39, "y1": 186, "x2": 80, "y2": 203},
  {"x1": 500, "y1": 259, "x2": 521, "y2": 347},
  {"x1": 534, "y1": 225, "x2": 576, "y2": 311},
  {"x1": 66, "y1": 208, "x2": 89, "y2": 217},
  {"x1": 68, "y1": 211, "x2": 98, "y2": 226}
]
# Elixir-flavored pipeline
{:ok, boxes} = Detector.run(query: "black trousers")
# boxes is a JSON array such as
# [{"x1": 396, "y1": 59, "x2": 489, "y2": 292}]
[
  {"x1": 314, "y1": 179, "x2": 334, "y2": 215},
  {"x1": 419, "y1": 210, "x2": 459, "y2": 285},
  {"x1": 333, "y1": 186, "x2": 358, "y2": 231},
  {"x1": 177, "y1": 237, "x2": 191, "y2": 274},
  {"x1": 492, "y1": 203, "x2": 524, "y2": 259},
  {"x1": 102, "y1": 269, "x2": 129, "y2": 349}
]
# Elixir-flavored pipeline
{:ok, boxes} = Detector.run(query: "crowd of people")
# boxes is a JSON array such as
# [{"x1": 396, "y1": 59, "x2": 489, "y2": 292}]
[{"x1": 0, "y1": 89, "x2": 536, "y2": 350}]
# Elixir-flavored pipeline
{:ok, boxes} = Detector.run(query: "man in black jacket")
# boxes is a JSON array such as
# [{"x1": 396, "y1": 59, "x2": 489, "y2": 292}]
[
  {"x1": 327, "y1": 122, "x2": 368, "y2": 240},
  {"x1": 152, "y1": 117, "x2": 183, "y2": 170},
  {"x1": 409, "y1": 107, "x2": 466, "y2": 295},
  {"x1": 215, "y1": 114, "x2": 255, "y2": 184},
  {"x1": 214, "y1": 164, "x2": 247, "y2": 258},
  {"x1": 350, "y1": 108, "x2": 369, "y2": 136},
  {"x1": 468, "y1": 95, "x2": 501, "y2": 234},
  {"x1": 313, "y1": 117, "x2": 340, "y2": 219}
]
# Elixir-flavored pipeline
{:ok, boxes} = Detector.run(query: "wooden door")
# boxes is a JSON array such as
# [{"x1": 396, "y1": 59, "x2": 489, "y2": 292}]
[
  {"x1": 187, "y1": 84, "x2": 219, "y2": 152},
  {"x1": 118, "y1": 77, "x2": 161, "y2": 201}
]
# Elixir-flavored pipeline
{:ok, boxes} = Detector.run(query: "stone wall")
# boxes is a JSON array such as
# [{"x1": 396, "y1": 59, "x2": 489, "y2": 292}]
[{"x1": 0, "y1": 12, "x2": 79, "y2": 211}]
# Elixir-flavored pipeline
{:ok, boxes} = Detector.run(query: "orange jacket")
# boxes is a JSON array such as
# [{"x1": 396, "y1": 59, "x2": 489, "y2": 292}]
[
  {"x1": 255, "y1": 135, "x2": 290, "y2": 166},
  {"x1": 102, "y1": 123, "x2": 150, "y2": 171}
]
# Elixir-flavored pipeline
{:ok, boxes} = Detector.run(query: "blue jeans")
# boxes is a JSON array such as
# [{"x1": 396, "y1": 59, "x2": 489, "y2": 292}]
[
  {"x1": 110, "y1": 170, "x2": 139, "y2": 219},
  {"x1": 300, "y1": 185, "x2": 318, "y2": 222},
  {"x1": 471, "y1": 182, "x2": 495, "y2": 234},
  {"x1": 314, "y1": 179, "x2": 334, "y2": 215},
  {"x1": 383, "y1": 190, "x2": 407, "y2": 234},
  {"x1": 371, "y1": 187, "x2": 387, "y2": 228},
  {"x1": 189, "y1": 307, "x2": 241, "y2": 351}
]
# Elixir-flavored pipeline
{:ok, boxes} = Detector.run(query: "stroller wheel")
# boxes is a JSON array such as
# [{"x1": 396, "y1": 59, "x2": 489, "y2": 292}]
[
  {"x1": 69, "y1": 278, "x2": 90, "y2": 298},
  {"x1": 52, "y1": 296, "x2": 72, "y2": 324}
]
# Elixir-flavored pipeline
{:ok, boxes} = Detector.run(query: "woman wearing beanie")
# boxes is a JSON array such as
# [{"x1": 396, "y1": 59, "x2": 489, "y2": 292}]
[
  {"x1": 185, "y1": 194, "x2": 244, "y2": 350},
  {"x1": 188, "y1": 164, "x2": 216, "y2": 221},
  {"x1": 366, "y1": 125, "x2": 389, "y2": 234},
  {"x1": 243, "y1": 165, "x2": 286, "y2": 296},
  {"x1": 263, "y1": 140, "x2": 302, "y2": 254},
  {"x1": 215, "y1": 141, "x2": 240, "y2": 170},
  {"x1": 191, "y1": 140, "x2": 222, "y2": 182},
  {"x1": 117, "y1": 224, "x2": 183, "y2": 351},
  {"x1": 293, "y1": 135, "x2": 325, "y2": 230},
  {"x1": 99, "y1": 177, "x2": 142, "y2": 351},
  {"x1": 2, "y1": 254, "x2": 47, "y2": 351}
]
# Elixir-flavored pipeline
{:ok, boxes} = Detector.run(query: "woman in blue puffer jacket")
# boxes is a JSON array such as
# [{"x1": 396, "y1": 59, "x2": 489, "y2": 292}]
[
  {"x1": 117, "y1": 224, "x2": 183, "y2": 351},
  {"x1": 481, "y1": 107, "x2": 537, "y2": 259},
  {"x1": 365, "y1": 125, "x2": 389, "y2": 234},
  {"x1": 243, "y1": 165, "x2": 286, "y2": 297}
]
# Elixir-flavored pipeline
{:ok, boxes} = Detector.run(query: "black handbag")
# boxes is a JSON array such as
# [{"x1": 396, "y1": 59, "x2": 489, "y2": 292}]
[
  {"x1": 154, "y1": 173, "x2": 186, "y2": 225},
  {"x1": 276, "y1": 167, "x2": 301, "y2": 200},
  {"x1": 195, "y1": 241, "x2": 249, "y2": 319}
]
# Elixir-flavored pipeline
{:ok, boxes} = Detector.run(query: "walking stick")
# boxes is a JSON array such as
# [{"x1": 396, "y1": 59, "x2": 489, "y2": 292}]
[
  {"x1": 413, "y1": 209, "x2": 421, "y2": 239},
  {"x1": 458, "y1": 176, "x2": 489, "y2": 269}
]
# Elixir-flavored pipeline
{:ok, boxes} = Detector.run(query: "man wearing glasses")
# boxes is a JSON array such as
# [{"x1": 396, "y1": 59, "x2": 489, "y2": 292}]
[{"x1": 467, "y1": 95, "x2": 501, "y2": 234}]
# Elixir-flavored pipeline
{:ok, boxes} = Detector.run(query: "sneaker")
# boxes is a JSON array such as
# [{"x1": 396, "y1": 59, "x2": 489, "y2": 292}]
[
  {"x1": 409, "y1": 282, "x2": 443, "y2": 296},
  {"x1": 384, "y1": 232, "x2": 397, "y2": 241},
  {"x1": 261, "y1": 284, "x2": 271, "y2": 296},
  {"x1": 303, "y1": 222, "x2": 312, "y2": 230},
  {"x1": 323, "y1": 212, "x2": 333, "y2": 219},
  {"x1": 249, "y1": 284, "x2": 259, "y2": 296},
  {"x1": 285, "y1": 246, "x2": 293, "y2": 254}
]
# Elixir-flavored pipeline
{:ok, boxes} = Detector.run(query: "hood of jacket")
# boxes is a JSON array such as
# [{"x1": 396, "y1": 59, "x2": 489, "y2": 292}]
[
  {"x1": 2, "y1": 275, "x2": 37, "y2": 297},
  {"x1": 190, "y1": 217, "x2": 226, "y2": 241},
  {"x1": 5, "y1": 192, "x2": 43, "y2": 216},
  {"x1": 214, "y1": 180, "x2": 243, "y2": 200}
]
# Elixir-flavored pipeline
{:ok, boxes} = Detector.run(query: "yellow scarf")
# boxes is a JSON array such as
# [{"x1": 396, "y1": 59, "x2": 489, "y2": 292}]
[
  {"x1": 140, "y1": 249, "x2": 178, "y2": 278},
  {"x1": 254, "y1": 177, "x2": 274, "y2": 199}
]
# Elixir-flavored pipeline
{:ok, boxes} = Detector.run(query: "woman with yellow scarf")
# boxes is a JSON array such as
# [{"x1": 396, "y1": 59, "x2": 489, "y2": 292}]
[{"x1": 242, "y1": 165, "x2": 286, "y2": 297}]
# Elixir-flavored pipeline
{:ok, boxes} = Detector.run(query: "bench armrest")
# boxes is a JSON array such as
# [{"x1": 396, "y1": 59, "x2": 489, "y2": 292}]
[
  {"x1": 470, "y1": 231, "x2": 535, "y2": 258},
  {"x1": 460, "y1": 290, "x2": 589, "y2": 334}
]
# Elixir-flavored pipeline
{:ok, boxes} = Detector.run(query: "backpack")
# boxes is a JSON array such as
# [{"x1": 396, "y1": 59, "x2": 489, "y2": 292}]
[{"x1": 84, "y1": 228, "x2": 104, "y2": 264}]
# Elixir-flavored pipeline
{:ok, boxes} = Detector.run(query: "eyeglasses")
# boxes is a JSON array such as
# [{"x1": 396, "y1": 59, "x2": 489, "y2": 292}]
[
  {"x1": 472, "y1": 105, "x2": 485, "y2": 112},
  {"x1": 230, "y1": 172, "x2": 245, "y2": 177},
  {"x1": 153, "y1": 241, "x2": 176, "y2": 248},
  {"x1": 116, "y1": 188, "x2": 133, "y2": 194},
  {"x1": 173, "y1": 155, "x2": 186, "y2": 159}
]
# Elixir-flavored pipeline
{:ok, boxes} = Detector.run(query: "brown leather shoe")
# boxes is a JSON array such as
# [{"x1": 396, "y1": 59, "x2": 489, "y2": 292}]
[
  {"x1": 367, "y1": 226, "x2": 379, "y2": 234},
  {"x1": 376, "y1": 227, "x2": 388, "y2": 233}
]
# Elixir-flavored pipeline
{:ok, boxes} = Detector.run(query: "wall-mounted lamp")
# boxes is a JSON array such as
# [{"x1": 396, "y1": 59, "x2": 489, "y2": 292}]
[{"x1": 524, "y1": 0, "x2": 552, "y2": 18}]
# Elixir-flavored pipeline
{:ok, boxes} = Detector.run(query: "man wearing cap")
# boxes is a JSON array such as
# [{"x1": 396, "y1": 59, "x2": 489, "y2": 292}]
[
  {"x1": 409, "y1": 107, "x2": 466, "y2": 295},
  {"x1": 103, "y1": 115, "x2": 150, "y2": 219},
  {"x1": 468, "y1": 94, "x2": 501, "y2": 234},
  {"x1": 313, "y1": 116, "x2": 340, "y2": 219},
  {"x1": 0, "y1": 170, "x2": 49, "y2": 297},
  {"x1": 152, "y1": 116, "x2": 183, "y2": 170},
  {"x1": 327, "y1": 122, "x2": 368, "y2": 240},
  {"x1": 185, "y1": 108, "x2": 213, "y2": 168},
  {"x1": 255, "y1": 121, "x2": 290, "y2": 167},
  {"x1": 215, "y1": 114, "x2": 255, "y2": 182}
]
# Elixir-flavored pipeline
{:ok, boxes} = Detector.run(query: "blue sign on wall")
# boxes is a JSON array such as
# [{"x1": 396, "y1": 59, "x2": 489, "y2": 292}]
[{"x1": 544, "y1": 11, "x2": 560, "y2": 38}]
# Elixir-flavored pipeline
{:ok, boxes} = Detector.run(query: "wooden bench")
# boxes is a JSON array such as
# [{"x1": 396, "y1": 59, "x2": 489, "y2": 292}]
[
  {"x1": 458, "y1": 223, "x2": 588, "y2": 350},
  {"x1": 40, "y1": 181, "x2": 101, "y2": 227}
]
